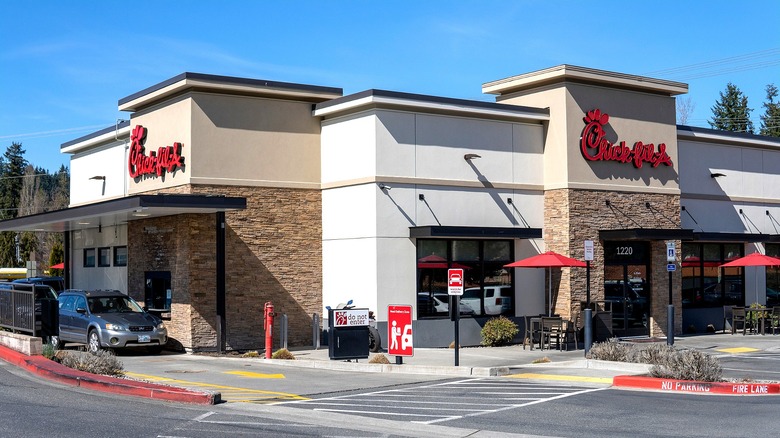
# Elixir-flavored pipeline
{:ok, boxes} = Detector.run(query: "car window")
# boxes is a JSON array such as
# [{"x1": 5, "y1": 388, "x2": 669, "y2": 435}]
[
  {"x1": 74, "y1": 296, "x2": 87, "y2": 311},
  {"x1": 462, "y1": 289, "x2": 481, "y2": 299},
  {"x1": 500, "y1": 288, "x2": 512, "y2": 298},
  {"x1": 485, "y1": 289, "x2": 494, "y2": 298},
  {"x1": 60, "y1": 295, "x2": 76, "y2": 311}
]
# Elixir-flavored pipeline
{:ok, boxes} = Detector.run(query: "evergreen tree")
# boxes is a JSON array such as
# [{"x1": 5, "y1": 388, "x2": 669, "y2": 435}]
[
  {"x1": 0, "y1": 142, "x2": 27, "y2": 220},
  {"x1": 0, "y1": 143, "x2": 28, "y2": 267},
  {"x1": 760, "y1": 84, "x2": 780, "y2": 137},
  {"x1": 709, "y1": 83, "x2": 754, "y2": 133}
]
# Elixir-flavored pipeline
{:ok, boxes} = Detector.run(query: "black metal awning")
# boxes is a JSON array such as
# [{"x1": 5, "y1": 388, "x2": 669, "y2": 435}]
[
  {"x1": 0, "y1": 194, "x2": 247, "y2": 233},
  {"x1": 693, "y1": 232, "x2": 772, "y2": 243},
  {"x1": 599, "y1": 228, "x2": 695, "y2": 241},
  {"x1": 410, "y1": 226, "x2": 542, "y2": 239}
]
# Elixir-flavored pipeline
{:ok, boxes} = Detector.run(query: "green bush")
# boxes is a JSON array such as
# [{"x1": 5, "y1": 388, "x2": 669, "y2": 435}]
[
  {"x1": 271, "y1": 348, "x2": 295, "y2": 360},
  {"x1": 480, "y1": 316, "x2": 519, "y2": 346},
  {"x1": 41, "y1": 342, "x2": 56, "y2": 360},
  {"x1": 57, "y1": 350, "x2": 124, "y2": 377}
]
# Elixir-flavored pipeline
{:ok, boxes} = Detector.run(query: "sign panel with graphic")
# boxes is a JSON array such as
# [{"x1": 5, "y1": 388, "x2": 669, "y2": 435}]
[
  {"x1": 331, "y1": 309, "x2": 369, "y2": 327},
  {"x1": 388, "y1": 305, "x2": 413, "y2": 357},
  {"x1": 448, "y1": 268, "x2": 464, "y2": 296}
]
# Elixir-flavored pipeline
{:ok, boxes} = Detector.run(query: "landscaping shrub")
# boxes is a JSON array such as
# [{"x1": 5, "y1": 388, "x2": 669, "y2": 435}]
[
  {"x1": 480, "y1": 316, "x2": 519, "y2": 346},
  {"x1": 41, "y1": 342, "x2": 56, "y2": 360},
  {"x1": 586, "y1": 338, "x2": 632, "y2": 361},
  {"x1": 368, "y1": 354, "x2": 391, "y2": 364},
  {"x1": 588, "y1": 339, "x2": 723, "y2": 382},
  {"x1": 57, "y1": 350, "x2": 124, "y2": 377},
  {"x1": 271, "y1": 348, "x2": 295, "y2": 360},
  {"x1": 650, "y1": 349, "x2": 722, "y2": 382}
]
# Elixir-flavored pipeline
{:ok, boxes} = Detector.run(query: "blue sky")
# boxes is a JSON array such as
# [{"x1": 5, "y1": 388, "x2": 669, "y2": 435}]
[{"x1": 1, "y1": 1, "x2": 779, "y2": 173}]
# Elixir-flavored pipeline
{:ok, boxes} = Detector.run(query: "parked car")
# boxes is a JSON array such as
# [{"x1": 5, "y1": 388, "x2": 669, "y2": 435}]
[
  {"x1": 417, "y1": 292, "x2": 475, "y2": 316},
  {"x1": 13, "y1": 276, "x2": 65, "y2": 293},
  {"x1": 53, "y1": 289, "x2": 167, "y2": 353},
  {"x1": 461, "y1": 285, "x2": 512, "y2": 316}
]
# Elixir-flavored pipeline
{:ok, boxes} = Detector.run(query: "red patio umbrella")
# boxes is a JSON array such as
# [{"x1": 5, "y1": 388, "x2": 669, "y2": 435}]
[
  {"x1": 504, "y1": 251, "x2": 587, "y2": 316},
  {"x1": 417, "y1": 254, "x2": 470, "y2": 270},
  {"x1": 719, "y1": 252, "x2": 780, "y2": 268},
  {"x1": 50, "y1": 262, "x2": 64, "y2": 270}
]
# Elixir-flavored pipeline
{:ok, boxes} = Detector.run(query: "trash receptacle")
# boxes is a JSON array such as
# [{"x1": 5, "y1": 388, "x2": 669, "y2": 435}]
[{"x1": 328, "y1": 307, "x2": 369, "y2": 360}]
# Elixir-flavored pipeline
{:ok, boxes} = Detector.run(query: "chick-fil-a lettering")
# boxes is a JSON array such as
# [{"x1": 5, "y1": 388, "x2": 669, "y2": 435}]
[
  {"x1": 580, "y1": 109, "x2": 672, "y2": 169},
  {"x1": 128, "y1": 125, "x2": 185, "y2": 178}
]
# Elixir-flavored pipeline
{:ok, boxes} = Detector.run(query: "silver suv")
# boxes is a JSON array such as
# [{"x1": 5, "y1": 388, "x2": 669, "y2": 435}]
[{"x1": 53, "y1": 289, "x2": 167, "y2": 353}]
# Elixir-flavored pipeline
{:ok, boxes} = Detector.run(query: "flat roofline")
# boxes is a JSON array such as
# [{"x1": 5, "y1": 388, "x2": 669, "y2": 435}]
[
  {"x1": 483, "y1": 64, "x2": 688, "y2": 97},
  {"x1": 677, "y1": 125, "x2": 780, "y2": 148},
  {"x1": 118, "y1": 72, "x2": 343, "y2": 112},
  {"x1": 61, "y1": 120, "x2": 131, "y2": 152},
  {"x1": 314, "y1": 89, "x2": 549, "y2": 121}
]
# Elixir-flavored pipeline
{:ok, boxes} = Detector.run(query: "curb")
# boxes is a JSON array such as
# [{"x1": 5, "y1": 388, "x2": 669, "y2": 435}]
[
  {"x1": 258, "y1": 358, "x2": 509, "y2": 377},
  {"x1": 613, "y1": 375, "x2": 780, "y2": 396},
  {"x1": 0, "y1": 345, "x2": 219, "y2": 405}
]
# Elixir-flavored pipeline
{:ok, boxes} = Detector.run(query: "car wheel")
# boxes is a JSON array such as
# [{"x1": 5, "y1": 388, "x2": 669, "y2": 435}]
[
  {"x1": 368, "y1": 326, "x2": 381, "y2": 352},
  {"x1": 88, "y1": 330, "x2": 102, "y2": 353}
]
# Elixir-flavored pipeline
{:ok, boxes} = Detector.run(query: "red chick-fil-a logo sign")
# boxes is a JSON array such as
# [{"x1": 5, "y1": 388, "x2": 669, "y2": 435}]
[
  {"x1": 128, "y1": 125, "x2": 185, "y2": 178},
  {"x1": 580, "y1": 109, "x2": 672, "y2": 169}
]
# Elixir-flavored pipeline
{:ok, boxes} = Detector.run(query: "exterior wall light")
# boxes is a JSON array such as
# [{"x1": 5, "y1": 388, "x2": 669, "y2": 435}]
[{"x1": 464, "y1": 153, "x2": 481, "y2": 161}]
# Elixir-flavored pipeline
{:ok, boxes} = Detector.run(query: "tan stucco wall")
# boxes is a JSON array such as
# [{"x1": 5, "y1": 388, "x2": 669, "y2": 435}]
[
  {"x1": 497, "y1": 82, "x2": 680, "y2": 194},
  {"x1": 128, "y1": 92, "x2": 323, "y2": 194},
  {"x1": 190, "y1": 92, "x2": 322, "y2": 187}
]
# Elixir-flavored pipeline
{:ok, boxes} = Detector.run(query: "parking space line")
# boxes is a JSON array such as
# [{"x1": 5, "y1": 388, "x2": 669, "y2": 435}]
[
  {"x1": 504, "y1": 372, "x2": 614, "y2": 384},
  {"x1": 222, "y1": 371, "x2": 285, "y2": 379},
  {"x1": 125, "y1": 372, "x2": 308, "y2": 403}
]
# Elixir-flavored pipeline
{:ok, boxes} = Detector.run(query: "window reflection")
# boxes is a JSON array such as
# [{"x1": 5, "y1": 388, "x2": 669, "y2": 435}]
[
  {"x1": 417, "y1": 240, "x2": 513, "y2": 319},
  {"x1": 681, "y1": 243, "x2": 744, "y2": 308}
]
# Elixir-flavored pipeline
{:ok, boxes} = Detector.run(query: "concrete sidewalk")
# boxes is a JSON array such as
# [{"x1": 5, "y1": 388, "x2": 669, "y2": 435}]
[{"x1": 2, "y1": 332, "x2": 779, "y2": 404}]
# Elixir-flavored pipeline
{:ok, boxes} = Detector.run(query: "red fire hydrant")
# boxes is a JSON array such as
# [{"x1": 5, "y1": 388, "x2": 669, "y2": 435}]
[{"x1": 264, "y1": 302, "x2": 275, "y2": 359}]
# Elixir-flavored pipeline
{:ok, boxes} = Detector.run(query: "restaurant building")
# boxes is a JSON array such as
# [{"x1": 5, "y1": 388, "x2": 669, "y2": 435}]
[{"x1": 2, "y1": 65, "x2": 779, "y2": 350}]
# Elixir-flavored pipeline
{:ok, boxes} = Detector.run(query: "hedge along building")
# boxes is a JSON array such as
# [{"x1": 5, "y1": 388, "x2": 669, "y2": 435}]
[{"x1": 2, "y1": 65, "x2": 780, "y2": 350}]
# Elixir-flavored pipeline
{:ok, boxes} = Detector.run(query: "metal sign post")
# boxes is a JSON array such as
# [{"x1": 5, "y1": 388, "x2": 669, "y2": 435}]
[
  {"x1": 448, "y1": 269, "x2": 464, "y2": 366},
  {"x1": 584, "y1": 240, "x2": 594, "y2": 355},
  {"x1": 666, "y1": 242, "x2": 676, "y2": 346}
]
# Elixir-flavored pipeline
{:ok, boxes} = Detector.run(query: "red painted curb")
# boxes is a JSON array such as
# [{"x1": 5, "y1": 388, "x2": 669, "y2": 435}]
[
  {"x1": 0, "y1": 344, "x2": 219, "y2": 404},
  {"x1": 613, "y1": 375, "x2": 780, "y2": 395}
]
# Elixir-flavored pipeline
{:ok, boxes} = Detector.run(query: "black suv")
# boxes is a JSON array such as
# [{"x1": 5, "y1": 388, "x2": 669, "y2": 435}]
[{"x1": 13, "y1": 276, "x2": 65, "y2": 293}]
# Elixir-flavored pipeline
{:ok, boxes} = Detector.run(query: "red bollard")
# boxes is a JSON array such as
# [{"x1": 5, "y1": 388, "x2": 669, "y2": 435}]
[{"x1": 264, "y1": 302, "x2": 275, "y2": 359}]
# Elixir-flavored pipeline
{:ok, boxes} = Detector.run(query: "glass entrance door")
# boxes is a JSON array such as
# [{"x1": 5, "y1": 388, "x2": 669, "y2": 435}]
[{"x1": 603, "y1": 242, "x2": 651, "y2": 337}]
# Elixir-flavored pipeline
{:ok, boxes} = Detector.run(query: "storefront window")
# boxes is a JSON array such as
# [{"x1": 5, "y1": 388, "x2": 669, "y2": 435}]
[
  {"x1": 417, "y1": 239, "x2": 512, "y2": 319},
  {"x1": 83, "y1": 248, "x2": 96, "y2": 267},
  {"x1": 113, "y1": 246, "x2": 128, "y2": 267},
  {"x1": 681, "y1": 243, "x2": 744, "y2": 308},
  {"x1": 766, "y1": 244, "x2": 780, "y2": 307},
  {"x1": 98, "y1": 247, "x2": 111, "y2": 267}
]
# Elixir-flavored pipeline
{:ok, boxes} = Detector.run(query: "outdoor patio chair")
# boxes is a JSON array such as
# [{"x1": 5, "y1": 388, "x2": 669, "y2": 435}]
[
  {"x1": 769, "y1": 307, "x2": 780, "y2": 335},
  {"x1": 540, "y1": 316, "x2": 563, "y2": 350},
  {"x1": 559, "y1": 316, "x2": 579, "y2": 351},
  {"x1": 722, "y1": 305, "x2": 733, "y2": 333},
  {"x1": 731, "y1": 307, "x2": 747, "y2": 335}
]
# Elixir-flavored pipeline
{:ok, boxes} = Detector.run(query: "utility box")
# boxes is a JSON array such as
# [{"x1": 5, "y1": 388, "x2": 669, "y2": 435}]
[{"x1": 328, "y1": 307, "x2": 369, "y2": 360}]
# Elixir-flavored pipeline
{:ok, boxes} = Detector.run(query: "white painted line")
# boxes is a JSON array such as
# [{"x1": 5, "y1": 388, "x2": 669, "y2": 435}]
[{"x1": 313, "y1": 408, "x2": 455, "y2": 418}]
